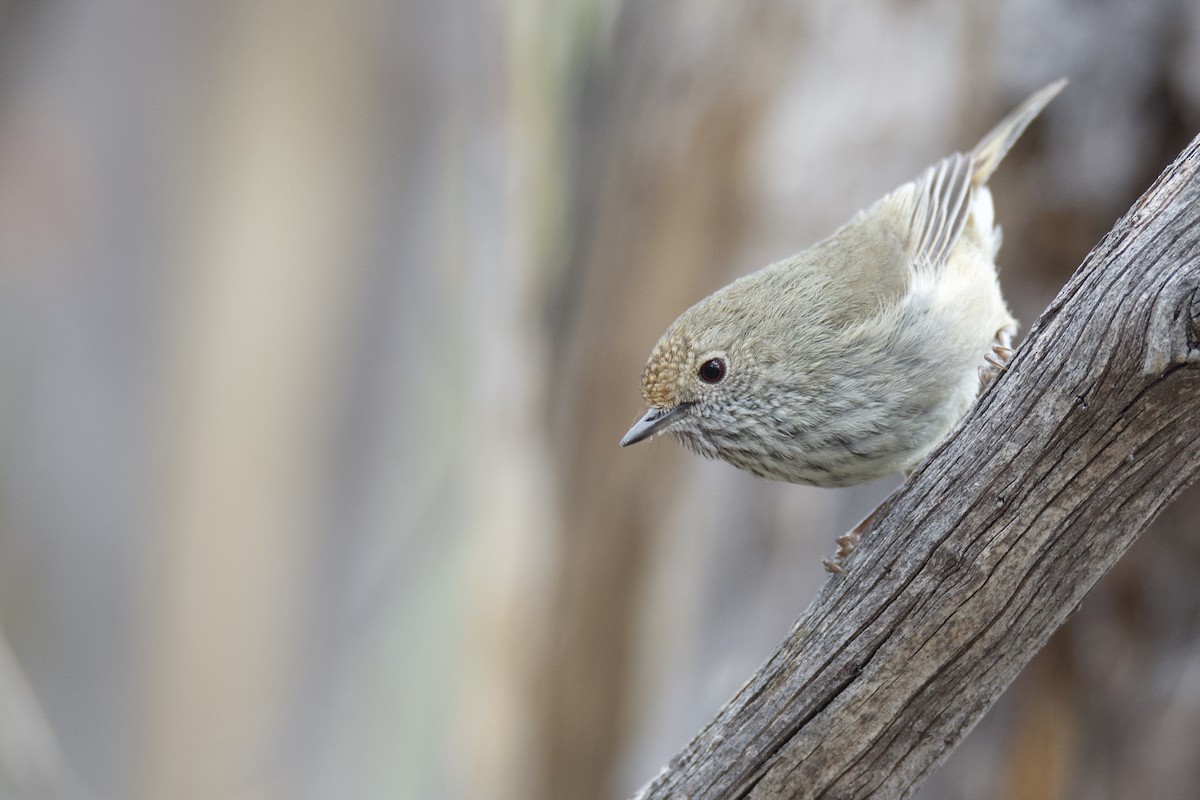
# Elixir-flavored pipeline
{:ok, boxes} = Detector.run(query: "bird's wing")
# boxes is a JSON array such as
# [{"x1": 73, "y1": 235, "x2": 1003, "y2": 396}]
[
  {"x1": 887, "y1": 79, "x2": 1067, "y2": 271},
  {"x1": 893, "y1": 152, "x2": 974, "y2": 270}
]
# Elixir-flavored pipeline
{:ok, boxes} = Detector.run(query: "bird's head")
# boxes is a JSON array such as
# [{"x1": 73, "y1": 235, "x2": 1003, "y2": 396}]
[{"x1": 620, "y1": 300, "x2": 749, "y2": 451}]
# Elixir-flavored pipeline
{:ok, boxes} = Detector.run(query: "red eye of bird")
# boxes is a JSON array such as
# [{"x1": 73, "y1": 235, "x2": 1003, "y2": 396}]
[{"x1": 698, "y1": 358, "x2": 726, "y2": 384}]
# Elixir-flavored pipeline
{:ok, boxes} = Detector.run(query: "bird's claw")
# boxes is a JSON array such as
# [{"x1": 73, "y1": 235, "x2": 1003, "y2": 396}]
[
  {"x1": 978, "y1": 328, "x2": 1016, "y2": 390},
  {"x1": 823, "y1": 530, "x2": 864, "y2": 574},
  {"x1": 822, "y1": 558, "x2": 848, "y2": 575},
  {"x1": 823, "y1": 505, "x2": 885, "y2": 575}
]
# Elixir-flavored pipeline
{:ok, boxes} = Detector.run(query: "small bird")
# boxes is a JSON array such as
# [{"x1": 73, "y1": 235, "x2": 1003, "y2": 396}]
[{"x1": 621, "y1": 81, "x2": 1064, "y2": 491}]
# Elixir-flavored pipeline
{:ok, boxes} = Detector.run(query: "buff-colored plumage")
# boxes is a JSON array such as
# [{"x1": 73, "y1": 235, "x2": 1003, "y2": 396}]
[{"x1": 621, "y1": 81, "x2": 1065, "y2": 487}]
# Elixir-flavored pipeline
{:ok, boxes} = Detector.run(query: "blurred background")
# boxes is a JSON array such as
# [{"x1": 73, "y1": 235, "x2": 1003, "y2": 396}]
[{"x1": 2, "y1": 1, "x2": 1200, "y2": 799}]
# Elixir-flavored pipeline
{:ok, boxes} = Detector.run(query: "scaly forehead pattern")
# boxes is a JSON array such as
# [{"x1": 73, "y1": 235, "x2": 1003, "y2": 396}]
[{"x1": 640, "y1": 328, "x2": 693, "y2": 408}]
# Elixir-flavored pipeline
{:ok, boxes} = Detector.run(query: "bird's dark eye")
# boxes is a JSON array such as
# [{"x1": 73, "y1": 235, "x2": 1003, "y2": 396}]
[{"x1": 698, "y1": 358, "x2": 726, "y2": 384}]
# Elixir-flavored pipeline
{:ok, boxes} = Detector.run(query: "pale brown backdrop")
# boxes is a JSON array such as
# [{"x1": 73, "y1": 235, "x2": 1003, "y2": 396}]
[{"x1": 1, "y1": 1, "x2": 1199, "y2": 799}]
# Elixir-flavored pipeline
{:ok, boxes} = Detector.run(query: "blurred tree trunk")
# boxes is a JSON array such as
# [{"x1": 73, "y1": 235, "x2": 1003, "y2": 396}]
[
  {"x1": 140, "y1": 2, "x2": 372, "y2": 798},
  {"x1": 530, "y1": 4, "x2": 803, "y2": 800}
]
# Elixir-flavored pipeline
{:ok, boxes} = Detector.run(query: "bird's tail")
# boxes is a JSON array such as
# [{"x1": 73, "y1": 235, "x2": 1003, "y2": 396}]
[{"x1": 971, "y1": 79, "x2": 1066, "y2": 186}]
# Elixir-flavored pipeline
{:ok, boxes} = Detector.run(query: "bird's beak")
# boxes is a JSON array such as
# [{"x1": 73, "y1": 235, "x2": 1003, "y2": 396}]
[{"x1": 619, "y1": 404, "x2": 689, "y2": 447}]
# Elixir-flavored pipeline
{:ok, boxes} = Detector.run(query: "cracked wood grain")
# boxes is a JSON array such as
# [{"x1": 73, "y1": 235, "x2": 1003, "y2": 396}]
[{"x1": 632, "y1": 133, "x2": 1200, "y2": 800}]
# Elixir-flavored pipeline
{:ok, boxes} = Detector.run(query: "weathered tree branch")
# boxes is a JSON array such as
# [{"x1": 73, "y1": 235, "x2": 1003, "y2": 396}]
[{"x1": 633, "y1": 133, "x2": 1200, "y2": 799}]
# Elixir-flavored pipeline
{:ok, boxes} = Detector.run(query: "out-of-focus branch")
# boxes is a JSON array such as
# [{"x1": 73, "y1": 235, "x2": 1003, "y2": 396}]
[
  {"x1": 634, "y1": 133, "x2": 1200, "y2": 798},
  {"x1": 0, "y1": 630, "x2": 91, "y2": 800}
]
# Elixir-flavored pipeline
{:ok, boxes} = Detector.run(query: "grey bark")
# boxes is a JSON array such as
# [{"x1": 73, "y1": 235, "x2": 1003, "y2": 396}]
[{"x1": 633, "y1": 133, "x2": 1200, "y2": 799}]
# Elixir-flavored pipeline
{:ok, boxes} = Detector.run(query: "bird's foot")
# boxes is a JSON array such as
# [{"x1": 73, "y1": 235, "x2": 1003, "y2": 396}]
[
  {"x1": 823, "y1": 506, "x2": 882, "y2": 575},
  {"x1": 978, "y1": 326, "x2": 1016, "y2": 391},
  {"x1": 822, "y1": 531, "x2": 861, "y2": 574}
]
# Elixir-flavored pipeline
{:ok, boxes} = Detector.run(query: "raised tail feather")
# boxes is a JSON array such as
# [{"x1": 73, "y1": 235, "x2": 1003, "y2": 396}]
[{"x1": 971, "y1": 79, "x2": 1066, "y2": 187}]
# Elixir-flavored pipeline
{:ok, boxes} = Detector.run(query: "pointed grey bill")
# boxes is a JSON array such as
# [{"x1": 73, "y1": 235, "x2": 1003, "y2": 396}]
[{"x1": 619, "y1": 404, "x2": 690, "y2": 447}]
